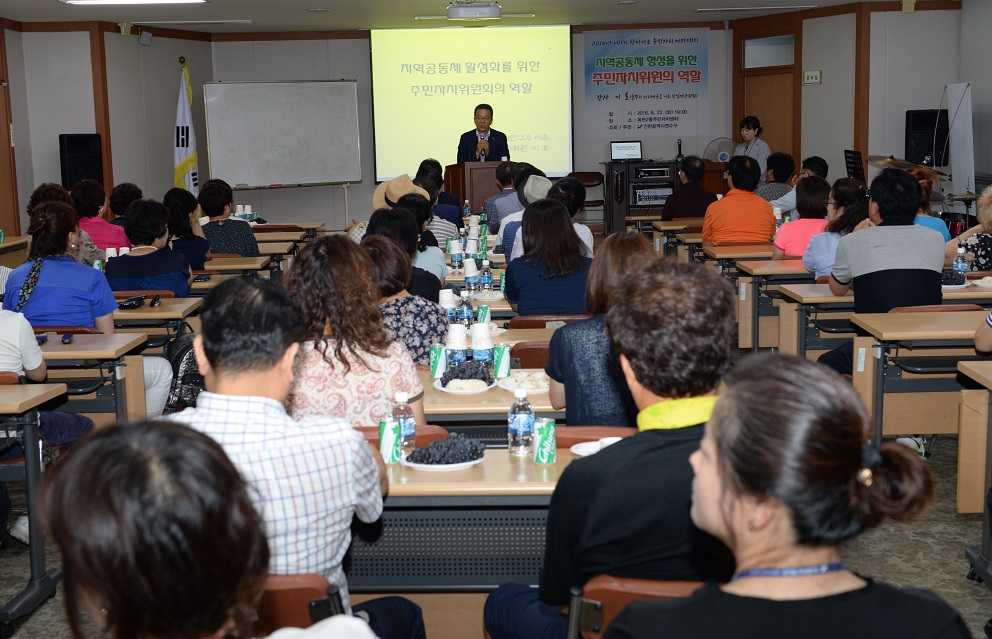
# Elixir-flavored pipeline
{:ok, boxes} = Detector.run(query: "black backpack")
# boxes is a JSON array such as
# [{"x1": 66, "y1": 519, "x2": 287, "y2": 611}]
[{"x1": 164, "y1": 332, "x2": 204, "y2": 413}]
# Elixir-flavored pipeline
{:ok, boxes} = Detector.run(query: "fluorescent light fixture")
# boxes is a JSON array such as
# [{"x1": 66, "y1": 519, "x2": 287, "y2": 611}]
[
  {"x1": 133, "y1": 19, "x2": 252, "y2": 24},
  {"x1": 694, "y1": 5, "x2": 816, "y2": 10},
  {"x1": 61, "y1": 0, "x2": 205, "y2": 4}
]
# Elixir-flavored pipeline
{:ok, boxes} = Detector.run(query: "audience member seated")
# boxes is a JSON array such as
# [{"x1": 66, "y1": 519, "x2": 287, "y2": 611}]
[
  {"x1": 701, "y1": 156, "x2": 775, "y2": 245},
  {"x1": 413, "y1": 175, "x2": 458, "y2": 246},
  {"x1": 106, "y1": 199, "x2": 192, "y2": 297},
  {"x1": 496, "y1": 163, "x2": 546, "y2": 250},
  {"x1": 363, "y1": 235, "x2": 447, "y2": 366},
  {"x1": 975, "y1": 309, "x2": 992, "y2": 353},
  {"x1": 410, "y1": 163, "x2": 463, "y2": 230},
  {"x1": 2, "y1": 201, "x2": 174, "y2": 417},
  {"x1": 417, "y1": 157, "x2": 461, "y2": 211},
  {"x1": 165, "y1": 278, "x2": 425, "y2": 638},
  {"x1": 504, "y1": 199, "x2": 592, "y2": 316},
  {"x1": 948, "y1": 184, "x2": 992, "y2": 270},
  {"x1": 772, "y1": 175, "x2": 829, "y2": 258},
  {"x1": 165, "y1": 187, "x2": 211, "y2": 270},
  {"x1": 41, "y1": 421, "x2": 383, "y2": 639},
  {"x1": 802, "y1": 178, "x2": 869, "y2": 279},
  {"x1": 107, "y1": 182, "x2": 142, "y2": 226},
  {"x1": 287, "y1": 235, "x2": 426, "y2": 428},
  {"x1": 396, "y1": 193, "x2": 448, "y2": 281},
  {"x1": 510, "y1": 177, "x2": 593, "y2": 260},
  {"x1": 818, "y1": 169, "x2": 945, "y2": 376},
  {"x1": 754, "y1": 151, "x2": 795, "y2": 202},
  {"x1": 604, "y1": 354, "x2": 968, "y2": 639},
  {"x1": 661, "y1": 155, "x2": 718, "y2": 221},
  {"x1": 485, "y1": 161, "x2": 518, "y2": 234},
  {"x1": 71, "y1": 179, "x2": 130, "y2": 252},
  {"x1": 770, "y1": 155, "x2": 829, "y2": 216},
  {"x1": 546, "y1": 231, "x2": 652, "y2": 427},
  {"x1": 365, "y1": 207, "x2": 441, "y2": 303},
  {"x1": 0, "y1": 308, "x2": 93, "y2": 548},
  {"x1": 26, "y1": 183, "x2": 104, "y2": 266},
  {"x1": 485, "y1": 258, "x2": 737, "y2": 639},
  {"x1": 910, "y1": 168, "x2": 951, "y2": 242},
  {"x1": 500, "y1": 172, "x2": 552, "y2": 256},
  {"x1": 199, "y1": 179, "x2": 260, "y2": 257}
]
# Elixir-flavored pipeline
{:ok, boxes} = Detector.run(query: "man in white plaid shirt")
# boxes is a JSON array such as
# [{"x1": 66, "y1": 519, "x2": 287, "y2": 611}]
[{"x1": 166, "y1": 277, "x2": 425, "y2": 639}]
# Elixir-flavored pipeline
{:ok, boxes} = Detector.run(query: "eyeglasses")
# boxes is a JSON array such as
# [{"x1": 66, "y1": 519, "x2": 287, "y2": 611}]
[{"x1": 475, "y1": 116, "x2": 492, "y2": 121}]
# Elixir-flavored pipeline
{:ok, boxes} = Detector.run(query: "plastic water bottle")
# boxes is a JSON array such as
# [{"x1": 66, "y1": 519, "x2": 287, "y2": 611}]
[
  {"x1": 463, "y1": 199, "x2": 471, "y2": 219},
  {"x1": 457, "y1": 291, "x2": 475, "y2": 327},
  {"x1": 393, "y1": 391, "x2": 417, "y2": 457},
  {"x1": 480, "y1": 260, "x2": 494, "y2": 293},
  {"x1": 508, "y1": 389, "x2": 535, "y2": 456},
  {"x1": 953, "y1": 246, "x2": 969, "y2": 279}
]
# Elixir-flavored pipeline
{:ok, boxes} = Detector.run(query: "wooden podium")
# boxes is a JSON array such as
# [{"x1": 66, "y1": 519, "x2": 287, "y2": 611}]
[{"x1": 444, "y1": 161, "x2": 502, "y2": 213}]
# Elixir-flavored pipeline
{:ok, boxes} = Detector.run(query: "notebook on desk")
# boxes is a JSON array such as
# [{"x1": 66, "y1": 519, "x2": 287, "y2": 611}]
[{"x1": 610, "y1": 140, "x2": 643, "y2": 162}]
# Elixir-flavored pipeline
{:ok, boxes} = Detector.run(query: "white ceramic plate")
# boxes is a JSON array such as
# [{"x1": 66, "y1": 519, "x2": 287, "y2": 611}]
[
  {"x1": 942, "y1": 283, "x2": 972, "y2": 290},
  {"x1": 491, "y1": 327, "x2": 506, "y2": 336},
  {"x1": 401, "y1": 453, "x2": 485, "y2": 472},
  {"x1": 973, "y1": 280, "x2": 992, "y2": 289},
  {"x1": 497, "y1": 377, "x2": 550, "y2": 393},
  {"x1": 473, "y1": 291, "x2": 505, "y2": 302},
  {"x1": 570, "y1": 441, "x2": 602, "y2": 457},
  {"x1": 433, "y1": 378, "x2": 497, "y2": 394}
]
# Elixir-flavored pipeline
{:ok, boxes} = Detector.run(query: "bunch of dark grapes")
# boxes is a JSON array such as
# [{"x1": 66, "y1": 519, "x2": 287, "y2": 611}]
[
  {"x1": 439, "y1": 360, "x2": 495, "y2": 387},
  {"x1": 407, "y1": 433, "x2": 487, "y2": 465},
  {"x1": 942, "y1": 270, "x2": 966, "y2": 285}
]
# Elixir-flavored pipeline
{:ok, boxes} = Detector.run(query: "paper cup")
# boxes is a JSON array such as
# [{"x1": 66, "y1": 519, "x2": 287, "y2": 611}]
[
  {"x1": 716, "y1": 194, "x2": 723, "y2": 200},
  {"x1": 235, "y1": 204, "x2": 245, "y2": 217},
  {"x1": 470, "y1": 322, "x2": 492, "y2": 348},
  {"x1": 119, "y1": 247, "x2": 130, "y2": 255},
  {"x1": 105, "y1": 248, "x2": 118, "y2": 259},
  {"x1": 446, "y1": 324, "x2": 468, "y2": 349},
  {"x1": 468, "y1": 225, "x2": 480, "y2": 239},
  {"x1": 469, "y1": 215, "x2": 480, "y2": 227},
  {"x1": 466, "y1": 239, "x2": 479, "y2": 255},
  {"x1": 439, "y1": 288, "x2": 455, "y2": 304},
  {"x1": 464, "y1": 259, "x2": 479, "y2": 277},
  {"x1": 773, "y1": 206, "x2": 782, "y2": 220}
]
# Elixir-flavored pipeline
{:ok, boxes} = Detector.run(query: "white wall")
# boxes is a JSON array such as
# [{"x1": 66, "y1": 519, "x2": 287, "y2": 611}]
[
  {"x1": 105, "y1": 31, "x2": 213, "y2": 202},
  {"x1": 801, "y1": 13, "x2": 855, "y2": 182},
  {"x1": 210, "y1": 38, "x2": 373, "y2": 228},
  {"x1": 5, "y1": 29, "x2": 33, "y2": 227},
  {"x1": 961, "y1": 0, "x2": 992, "y2": 177},
  {"x1": 869, "y1": 10, "x2": 960, "y2": 187}
]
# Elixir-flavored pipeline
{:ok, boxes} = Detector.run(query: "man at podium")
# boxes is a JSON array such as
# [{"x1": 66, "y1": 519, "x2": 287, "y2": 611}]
[{"x1": 457, "y1": 103, "x2": 510, "y2": 163}]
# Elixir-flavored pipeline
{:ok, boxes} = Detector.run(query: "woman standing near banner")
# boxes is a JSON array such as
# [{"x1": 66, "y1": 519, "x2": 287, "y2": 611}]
[{"x1": 734, "y1": 115, "x2": 771, "y2": 184}]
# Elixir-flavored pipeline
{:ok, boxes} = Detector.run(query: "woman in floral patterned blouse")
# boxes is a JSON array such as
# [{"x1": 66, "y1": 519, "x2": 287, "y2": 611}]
[
  {"x1": 362, "y1": 235, "x2": 448, "y2": 366},
  {"x1": 286, "y1": 235, "x2": 426, "y2": 427},
  {"x1": 946, "y1": 185, "x2": 992, "y2": 271}
]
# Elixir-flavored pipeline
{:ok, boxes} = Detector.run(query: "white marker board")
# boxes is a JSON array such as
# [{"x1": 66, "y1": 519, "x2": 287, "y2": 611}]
[{"x1": 203, "y1": 80, "x2": 361, "y2": 188}]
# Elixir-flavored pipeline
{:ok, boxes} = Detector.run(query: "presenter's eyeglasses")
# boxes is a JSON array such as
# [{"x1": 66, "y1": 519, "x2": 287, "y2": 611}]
[{"x1": 475, "y1": 115, "x2": 493, "y2": 121}]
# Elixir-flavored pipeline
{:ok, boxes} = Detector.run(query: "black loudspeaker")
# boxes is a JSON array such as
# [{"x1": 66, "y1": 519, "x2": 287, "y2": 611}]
[
  {"x1": 905, "y1": 109, "x2": 949, "y2": 167},
  {"x1": 59, "y1": 133, "x2": 103, "y2": 189}
]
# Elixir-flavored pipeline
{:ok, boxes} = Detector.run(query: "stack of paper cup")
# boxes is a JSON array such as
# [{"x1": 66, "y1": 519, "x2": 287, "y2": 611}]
[
  {"x1": 244, "y1": 204, "x2": 253, "y2": 219},
  {"x1": 105, "y1": 248, "x2": 118, "y2": 259},
  {"x1": 119, "y1": 247, "x2": 130, "y2": 256},
  {"x1": 465, "y1": 239, "x2": 479, "y2": 256},
  {"x1": 235, "y1": 204, "x2": 245, "y2": 217},
  {"x1": 439, "y1": 288, "x2": 455, "y2": 305},
  {"x1": 470, "y1": 322, "x2": 493, "y2": 350},
  {"x1": 468, "y1": 226, "x2": 480, "y2": 239},
  {"x1": 773, "y1": 206, "x2": 782, "y2": 222},
  {"x1": 446, "y1": 324, "x2": 468, "y2": 349},
  {"x1": 463, "y1": 258, "x2": 479, "y2": 277},
  {"x1": 469, "y1": 215, "x2": 480, "y2": 227}
]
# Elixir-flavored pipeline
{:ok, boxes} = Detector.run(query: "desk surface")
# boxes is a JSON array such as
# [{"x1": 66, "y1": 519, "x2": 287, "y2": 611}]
[
  {"x1": 114, "y1": 297, "x2": 202, "y2": 321},
  {"x1": 255, "y1": 232, "x2": 306, "y2": 243},
  {"x1": 191, "y1": 273, "x2": 241, "y2": 291},
  {"x1": 850, "y1": 310, "x2": 987, "y2": 341},
  {"x1": 385, "y1": 449, "x2": 577, "y2": 497},
  {"x1": 204, "y1": 256, "x2": 271, "y2": 271},
  {"x1": 40, "y1": 333, "x2": 147, "y2": 359},
  {"x1": 736, "y1": 259, "x2": 809, "y2": 276},
  {"x1": 252, "y1": 221, "x2": 326, "y2": 231},
  {"x1": 652, "y1": 219, "x2": 704, "y2": 232},
  {"x1": 445, "y1": 268, "x2": 505, "y2": 284},
  {"x1": 0, "y1": 383, "x2": 67, "y2": 414},
  {"x1": 420, "y1": 369, "x2": 560, "y2": 416},
  {"x1": 472, "y1": 294, "x2": 513, "y2": 313},
  {"x1": 258, "y1": 242, "x2": 295, "y2": 255},
  {"x1": 702, "y1": 244, "x2": 773, "y2": 260},
  {"x1": 959, "y1": 360, "x2": 992, "y2": 389},
  {"x1": 676, "y1": 233, "x2": 703, "y2": 243},
  {"x1": 494, "y1": 328, "x2": 555, "y2": 344},
  {"x1": 0, "y1": 237, "x2": 29, "y2": 252},
  {"x1": 777, "y1": 283, "x2": 992, "y2": 305}
]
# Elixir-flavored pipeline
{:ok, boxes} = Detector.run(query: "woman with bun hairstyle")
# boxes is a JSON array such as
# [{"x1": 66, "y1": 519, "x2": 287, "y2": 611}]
[
  {"x1": 70, "y1": 178, "x2": 131, "y2": 252},
  {"x1": 734, "y1": 115, "x2": 771, "y2": 184},
  {"x1": 910, "y1": 168, "x2": 951, "y2": 242},
  {"x1": 604, "y1": 354, "x2": 968, "y2": 639},
  {"x1": 801, "y1": 178, "x2": 869, "y2": 279},
  {"x1": 164, "y1": 187, "x2": 211, "y2": 270},
  {"x1": 510, "y1": 177, "x2": 594, "y2": 260}
]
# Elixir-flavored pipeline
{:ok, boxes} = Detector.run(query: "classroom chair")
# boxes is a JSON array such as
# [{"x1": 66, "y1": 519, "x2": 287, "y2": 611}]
[
  {"x1": 567, "y1": 171, "x2": 605, "y2": 209},
  {"x1": 566, "y1": 575, "x2": 705, "y2": 639},
  {"x1": 510, "y1": 341, "x2": 550, "y2": 369},
  {"x1": 508, "y1": 315, "x2": 590, "y2": 329},
  {"x1": 253, "y1": 573, "x2": 346, "y2": 636},
  {"x1": 886, "y1": 304, "x2": 984, "y2": 374}
]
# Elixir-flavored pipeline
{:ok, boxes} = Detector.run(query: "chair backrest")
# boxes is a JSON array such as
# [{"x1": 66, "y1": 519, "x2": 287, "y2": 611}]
[
  {"x1": 510, "y1": 340, "x2": 550, "y2": 369},
  {"x1": 0, "y1": 371, "x2": 19, "y2": 385},
  {"x1": 31, "y1": 326, "x2": 101, "y2": 335},
  {"x1": 502, "y1": 220, "x2": 522, "y2": 256},
  {"x1": 112, "y1": 289, "x2": 177, "y2": 299},
  {"x1": 508, "y1": 314, "x2": 591, "y2": 329},
  {"x1": 356, "y1": 424, "x2": 449, "y2": 448},
  {"x1": 254, "y1": 574, "x2": 344, "y2": 637},
  {"x1": 556, "y1": 426, "x2": 637, "y2": 448},
  {"x1": 967, "y1": 270, "x2": 992, "y2": 280},
  {"x1": 815, "y1": 275, "x2": 830, "y2": 284},
  {"x1": 567, "y1": 171, "x2": 605, "y2": 189},
  {"x1": 568, "y1": 575, "x2": 705, "y2": 639},
  {"x1": 889, "y1": 304, "x2": 983, "y2": 313}
]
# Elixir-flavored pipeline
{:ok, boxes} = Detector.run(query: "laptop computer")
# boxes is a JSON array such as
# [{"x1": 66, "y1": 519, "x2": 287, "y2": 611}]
[{"x1": 610, "y1": 140, "x2": 643, "y2": 162}]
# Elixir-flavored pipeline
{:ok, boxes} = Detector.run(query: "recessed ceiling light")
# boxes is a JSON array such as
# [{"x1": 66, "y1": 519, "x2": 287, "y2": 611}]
[
  {"x1": 307, "y1": 7, "x2": 331, "y2": 12},
  {"x1": 133, "y1": 19, "x2": 252, "y2": 24},
  {"x1": 694, "y1": 5, "x2": 817, "y2": 11},
  {"x1": 617, "y1": 0, "x2": 639, "y2": 5},
  {"x1": 61, "y1": 0, "x2": 205, "y2": 4}
]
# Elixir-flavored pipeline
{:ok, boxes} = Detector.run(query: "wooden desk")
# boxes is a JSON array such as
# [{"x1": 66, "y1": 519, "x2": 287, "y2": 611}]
[
  {"x1": 701, "y1": 244, "x2": 773, "y2": 274},
  {"x1": 202, "y1": 255, "x2": 271, "y2": 274},
  {"x1": 652, "y1": 219, "x2": 703, "y2": 256},
  {"x1": 849, "y1": 310, "x2": 986, "y2": 444},
  {"x1": 471, "y1": 294, "x2": 513, "y2": 315},
  {"x1": 0, "y1": 383, "x2": 67, "y2": 629},
  {"x1": 252, "y1": 221, "x2": 325, "y2": 239},
  {"x1": 958, "y1": 361, "x2": 992, "y2": 513},
  {"x1": 675, "y1": 232, "x2": 703, "y2": 263},
  {"x1": 254, "y1": 231, "x2": 306, "y2": 243},
  {"x1": 735, "y1": 260, "x2": 813, "y2": 352},
  {"x1": 114, "y1": 297, "x2": 201, "y2": 324},
  {"x1": 420, "y1": 369, "x2": 561, "y2": 422},
  {"x1": 0, "y1": 236, "x2": 29, "y2": 268},
  {"x1": 444, "y1": 268, "x2": 504, "y2": 285},
  {"x1": 190, "y1": 273, "x2": 241, "y2": 294},
  {"x1": 40, "y1": 333, "x2": 148, "y2": 421}
]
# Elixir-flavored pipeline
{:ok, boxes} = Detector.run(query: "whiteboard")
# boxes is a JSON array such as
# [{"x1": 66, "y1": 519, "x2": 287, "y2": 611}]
[{"x1": 203, "y1": 81, "x2": 361, "y2": 188}]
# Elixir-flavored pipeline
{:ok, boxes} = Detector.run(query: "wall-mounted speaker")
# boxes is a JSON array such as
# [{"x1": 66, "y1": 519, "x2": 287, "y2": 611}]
[{"x1": 59, "y1": 133, "x2": 103, "y2": 189}]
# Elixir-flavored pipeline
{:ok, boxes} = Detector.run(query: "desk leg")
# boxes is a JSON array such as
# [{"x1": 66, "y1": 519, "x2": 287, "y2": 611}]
[
  {"x1": 851, "y1": 336, "x2": 878, "y2": 440},
  {"x1": 751, "y1": 275, "x2": 763, "y2": 353},
  {"x1": 777, "y1": 301, "x2": 798, "y2": 356},
  {"x1": 798, "y1": 304, "x2": 810, "y2": 358},
  {"x1": 0, "y1": 409, "x2": 62, "y2": 627},
  {"x1": 124, "y1": 355, "x2": 146, "y2": 420},
  {"x1": 965, "y1": 391, "x2": 992, "y2": 588}
]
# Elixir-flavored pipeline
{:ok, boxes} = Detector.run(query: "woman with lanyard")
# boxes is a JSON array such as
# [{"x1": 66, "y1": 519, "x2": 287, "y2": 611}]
[
  {"x1": 734, "y1": 115, "x2": 771, "y2": 184},
  {"x1": 605, "y1": 354, "x2": 969, "y2": 639}
]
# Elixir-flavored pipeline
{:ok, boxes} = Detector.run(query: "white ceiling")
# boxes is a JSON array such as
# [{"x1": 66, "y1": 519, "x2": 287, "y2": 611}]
[{"x1": 0, "y1": 0, "x2": 865, "y2": 33}]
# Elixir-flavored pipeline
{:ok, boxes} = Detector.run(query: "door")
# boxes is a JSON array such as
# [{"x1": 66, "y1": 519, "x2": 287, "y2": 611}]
[
  {"x1": 0, "y1": 31, "x2": 19, "y2": 235},
  {"x1": 743, "y1": 72, "x2": 795, "y2": 161}
]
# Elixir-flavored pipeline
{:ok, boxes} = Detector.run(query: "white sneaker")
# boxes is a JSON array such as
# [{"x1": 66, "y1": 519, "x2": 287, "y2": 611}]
[
  {"x1": 896, "y1": 436, "x2": 926, "y2": 457},
  {"x1": 9, "y1": 516, "x2": 29, "y2": 545}
]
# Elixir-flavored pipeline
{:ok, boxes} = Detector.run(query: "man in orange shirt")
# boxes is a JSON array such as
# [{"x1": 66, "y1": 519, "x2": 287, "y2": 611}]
[{"x1": 701, "y1": 156, "x2": 776, "y2": 245}]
